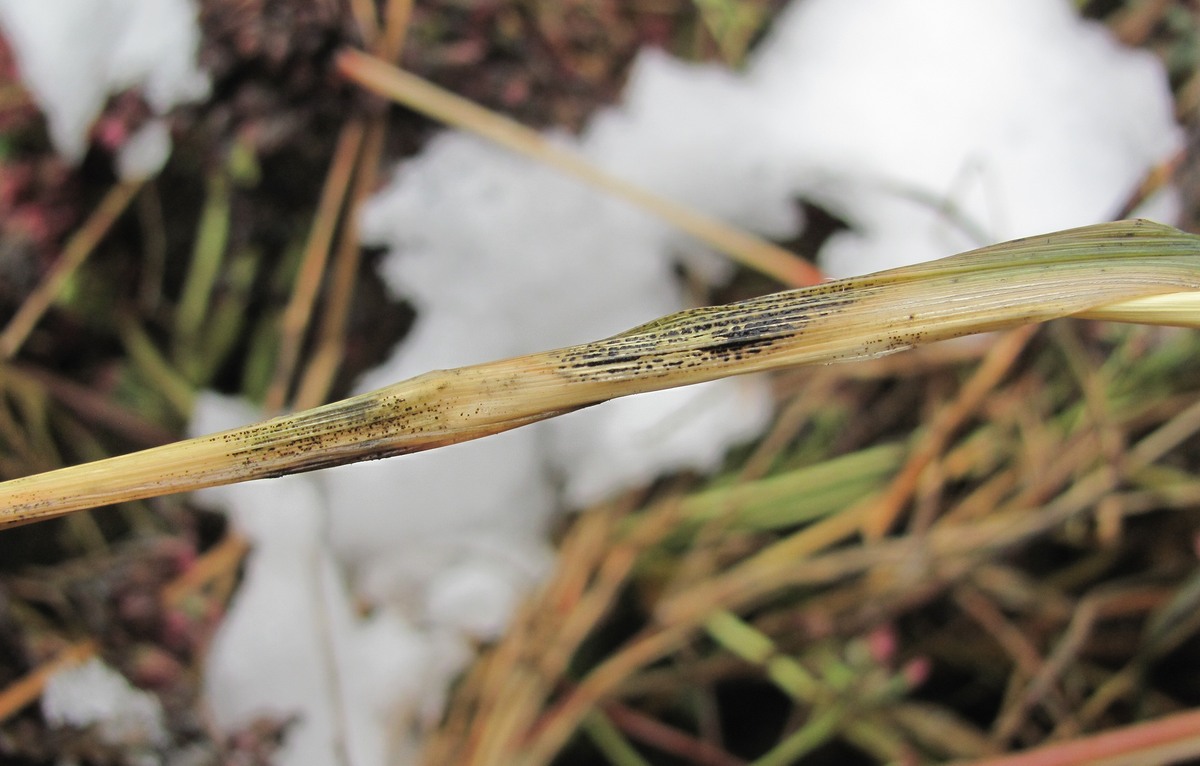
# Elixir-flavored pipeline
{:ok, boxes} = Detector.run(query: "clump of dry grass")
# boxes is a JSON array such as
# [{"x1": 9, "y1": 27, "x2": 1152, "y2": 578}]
[{"x1": 421, "y1": 316, "x2": 1200, "y2": 765}]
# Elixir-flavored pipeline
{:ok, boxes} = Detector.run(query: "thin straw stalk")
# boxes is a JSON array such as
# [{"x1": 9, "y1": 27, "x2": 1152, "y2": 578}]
[{"x1": 1, "y1": 219, "x2": 1199, "y2": 526}]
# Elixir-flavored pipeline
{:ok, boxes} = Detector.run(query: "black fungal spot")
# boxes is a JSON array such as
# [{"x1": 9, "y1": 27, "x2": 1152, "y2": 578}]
[
  {"x1": 573, "y1": 354, "x2": 644, "y2": 369},
  {"x1": 704, "y1": 336, "x2": 774, "y2": 357}
]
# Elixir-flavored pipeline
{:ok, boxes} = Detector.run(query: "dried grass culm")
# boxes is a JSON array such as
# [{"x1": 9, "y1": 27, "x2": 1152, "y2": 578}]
[{"x1": 1, "y1": 219, "x2": 1199, "y2": 528}]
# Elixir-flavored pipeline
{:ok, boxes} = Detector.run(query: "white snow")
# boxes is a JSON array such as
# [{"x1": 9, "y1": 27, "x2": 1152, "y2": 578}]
[
  {"x1": 192, "y1": 394, "x2": 474, "y2": 766},
  {"x1": 116, "y1": 118, "x2": 173, "y2": 180},
  {"x1": 586, "y1": 0, "x2": 1181, "y2": 278},
  {"x1": 42, "y1": 657, "x2": 167, "y2": 749},
  {"x1": 0, "y1": 0, "x2": 209, "y2": 167},
  {"x1": 184, "y1": 1, "x2": 1182, "y2": 765}
]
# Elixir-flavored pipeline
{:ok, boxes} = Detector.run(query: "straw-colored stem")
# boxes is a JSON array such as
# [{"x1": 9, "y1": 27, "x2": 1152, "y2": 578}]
[
  {"x1": 960, "y1": 705, "x2": 1200, "y2": 766},
  {"x1": 0, "y1": 181, "x2": 142, "y2": 359},
  {"x1": 293, "y1": 116, "x2": 388, "y2": 409},
  {"x1": 264, "y1": 120, "x2": 365, "y2": 413},
  {"x1": 334, "y1": 48, "x2": 822, "y2": 287},
  {"x1": 1, "y1": 220, "x2": 1199, "y2": 527}
]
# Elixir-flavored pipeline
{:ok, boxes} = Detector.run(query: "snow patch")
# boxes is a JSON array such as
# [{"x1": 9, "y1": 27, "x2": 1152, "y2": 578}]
[
  {"x1": 0, "y1": 0, "x2": 209, "y2": 163},
  {"x1": 42, "y1": 657, "x2": 167, "y2": 749},
  {"x1": 116, "y1": 118, "x2": 173, "y2": 181}
]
